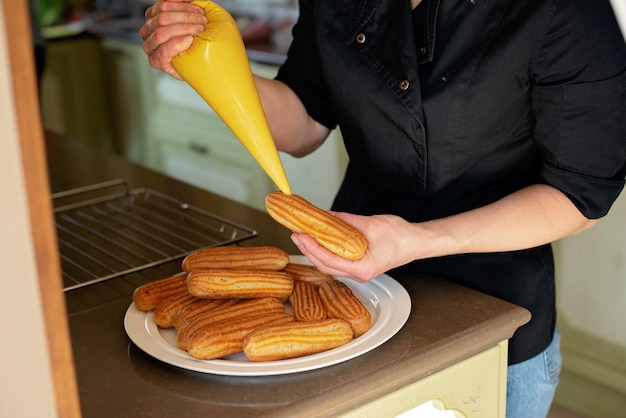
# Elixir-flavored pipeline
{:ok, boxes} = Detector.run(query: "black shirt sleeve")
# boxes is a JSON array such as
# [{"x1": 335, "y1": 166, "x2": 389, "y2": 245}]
[
  {"x1": 531, "y1": 0, "x2": 626, "y2": 218},
  {"x1": 275, "y1": 0, "x2": 338, "y2": 130}
]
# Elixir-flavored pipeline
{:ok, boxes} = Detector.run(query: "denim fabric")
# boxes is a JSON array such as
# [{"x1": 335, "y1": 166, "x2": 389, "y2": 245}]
[{"x1": 506, "y1": 329, "x2": 562, "y2": 418}]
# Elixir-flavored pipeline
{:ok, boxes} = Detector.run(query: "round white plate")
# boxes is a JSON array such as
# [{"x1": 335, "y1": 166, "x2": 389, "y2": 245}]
[{"x1": 124, "y1": 255, "x2": 411, "y2": 376}]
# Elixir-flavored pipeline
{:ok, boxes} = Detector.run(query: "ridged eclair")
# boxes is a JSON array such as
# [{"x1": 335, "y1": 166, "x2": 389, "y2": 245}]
[
  {"x1": 153, "y1": 290, "x2": 200, "y2": 328},
  {"x1": 132, "y1": 272, "x2": 189, "y2": 312},
  {"x1": 265, "y1": 191, "x2": 367, "y2": 260},
  {"x1": 174, "y1": 298, "x2": 240, "y2": 329},
  {"x1": 176, "y1": 297, "x2": 286, "y2": 350},
  {"x1": 283, "y1": 263, "x2": 333, "y2": 284},
  {"x1": 243, "y1": 319, "x2": 354, "y2": 361},
  {"x1": 181, "y1": 245, "x2": 290, "y2": 272},
  {"x1": 317, "y1": 280, "x2": 372, "y2": 337},
  {"x1": 187, "y1": 312, "x2": 295, "y2": 360},
  {"x1": 289, "y1": 281, "x2": 326, "y2": 322},
  {"x1": 186, "y1": 269, "x2": 294, "y2": 300}
]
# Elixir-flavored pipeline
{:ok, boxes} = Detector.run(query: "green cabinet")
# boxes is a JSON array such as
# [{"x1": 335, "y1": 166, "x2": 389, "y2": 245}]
[
  {"x1": 100, "y1": 37, "x2": 158, "y2": 163},
  {"x1": 343, "y1": 342, "x2": 509, "y2": 418},
  {"x1": 40, "y1": 36, "x2": 113, "y2": 150},
  {"x1": 40, "y1": 36, "x2": 154, "y2": 159}
]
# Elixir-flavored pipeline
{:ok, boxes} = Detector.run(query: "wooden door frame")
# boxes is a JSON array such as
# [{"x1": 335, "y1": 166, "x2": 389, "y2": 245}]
[{"x1": 1, "y1": 0, "x2": 81, "y2": 416}]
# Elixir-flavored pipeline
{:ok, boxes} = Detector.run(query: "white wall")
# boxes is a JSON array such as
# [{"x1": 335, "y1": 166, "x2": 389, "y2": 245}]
[
  {"x1": 556, "y1": 192, "x2": 626, "y2": 347},
  {"x1": 553, "y1": 193, "x2": 626, "y2": 415}
]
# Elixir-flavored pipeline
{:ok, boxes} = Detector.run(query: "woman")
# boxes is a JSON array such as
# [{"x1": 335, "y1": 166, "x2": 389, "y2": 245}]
[{"x1": 141, "y1": 1, "x2": 626, "y2": 416}]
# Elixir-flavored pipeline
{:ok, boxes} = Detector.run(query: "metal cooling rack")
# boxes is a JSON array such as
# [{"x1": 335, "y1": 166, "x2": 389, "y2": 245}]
[{"x1": 53, "y1": 179, "x2": 257, "y2": 291}]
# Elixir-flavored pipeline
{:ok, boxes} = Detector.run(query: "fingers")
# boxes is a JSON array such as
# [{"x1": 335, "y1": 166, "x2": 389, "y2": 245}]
[
  {"x1": 290, "y1": 213, "x2": 407, "y2": 283},
  {"x1": 291, "y1": 233, "x2": 372, "y2": 282},
  {"x1": 140, "y1": 0, "x2": 207, "y2": 79},
  {"x1": 145, "y1": 34, "x2": 195, "y2": 80},
  {"x1": 141, "y1": 0, "x2": 205, "y2": 42}
]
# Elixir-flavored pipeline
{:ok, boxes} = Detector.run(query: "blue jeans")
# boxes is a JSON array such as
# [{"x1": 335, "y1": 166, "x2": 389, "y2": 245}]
[{"x1": 506, "y1": 329, "x2": 562, "y2": 418}]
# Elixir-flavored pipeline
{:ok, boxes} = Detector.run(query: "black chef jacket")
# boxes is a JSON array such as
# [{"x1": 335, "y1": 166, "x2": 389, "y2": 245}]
[{"x1": 276, "y1": 0, "x2": 626, "y2": 364}]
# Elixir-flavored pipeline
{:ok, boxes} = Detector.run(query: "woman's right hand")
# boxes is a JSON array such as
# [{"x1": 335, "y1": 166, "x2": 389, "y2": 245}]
[{"x1": 140, "y1": 0, "x2": 207, "y2": 80}]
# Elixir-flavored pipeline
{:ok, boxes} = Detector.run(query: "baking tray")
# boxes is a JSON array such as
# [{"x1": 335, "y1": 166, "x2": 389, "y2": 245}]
[{"x1": 53, "y1": 179, "x2": 257, "y2": 291}]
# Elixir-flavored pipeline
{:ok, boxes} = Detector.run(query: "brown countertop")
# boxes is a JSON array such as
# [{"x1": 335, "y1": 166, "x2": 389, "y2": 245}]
[{"x1": 47, "y1": 138, "x2": 530, "y2": 417}]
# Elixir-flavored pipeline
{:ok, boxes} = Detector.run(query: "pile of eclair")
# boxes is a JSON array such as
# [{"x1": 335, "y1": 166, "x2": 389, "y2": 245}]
[{"x1": 132, "y1": 245, "x2": 372, "y2": 362}]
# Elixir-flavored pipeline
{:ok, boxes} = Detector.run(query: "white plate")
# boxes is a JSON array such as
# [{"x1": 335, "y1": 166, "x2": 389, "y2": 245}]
[{"x1": 124, "y1": 255, "x2": 411, "y2": 376}]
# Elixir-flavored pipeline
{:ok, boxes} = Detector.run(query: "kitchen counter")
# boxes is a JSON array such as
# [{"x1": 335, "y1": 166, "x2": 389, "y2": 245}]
[{"x1": 46, "y1": 138, "x2": 531, "y2": 417}]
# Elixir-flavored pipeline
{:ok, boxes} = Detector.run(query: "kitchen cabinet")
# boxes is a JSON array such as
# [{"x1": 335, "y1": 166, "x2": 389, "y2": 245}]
[
  {"x1": 149, "y1": 104, "x2": 275, "y2": 208},
  {"x1": 346, "y1": 342, "x2": 508, "y2": 417},
  {"x1": 41, "y1": 35, "x2": 158, "y2": 160},
  {"x1": 40, "y1": 35, "x2": 113, "y2": 150},
  {"x1": 100, "y1": 37, "x2": 159, "y2": 162}
]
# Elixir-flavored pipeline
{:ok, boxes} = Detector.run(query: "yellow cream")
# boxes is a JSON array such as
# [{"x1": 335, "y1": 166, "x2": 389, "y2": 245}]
[{"x1": 172, "y1": 0, "x2": 291, "y2": 195}]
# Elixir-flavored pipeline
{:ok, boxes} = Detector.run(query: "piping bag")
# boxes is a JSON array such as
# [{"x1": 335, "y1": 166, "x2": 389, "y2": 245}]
[{"x1": 171, "y1": 0, "x2": 291, "y2": 195}]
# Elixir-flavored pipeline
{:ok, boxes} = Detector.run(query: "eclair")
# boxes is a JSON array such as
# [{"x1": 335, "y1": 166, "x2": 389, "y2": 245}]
[
  {"x1": 176, "y1": 297, "x2": 285, "y2": 350},
  {"x1": 187, "y1": 312, "x2": 294, "y2": 360},
  {"x1": 181, "y1": 245, "x2": 289, "y2": 272},
  {"x1": 317, "y1": 280, "x2": 372, "y2": 337},
  {"x1": 265, "y1": 191, "x2": 367, "y2": 260},
  {"x1": 283, "y1": 263, "x2": 333, "y2": 284},
  {"x1": 187, "y1": 269, "x2": 294, "y2": 300},
  {"x1": 132, "y1": 272, "x2": 188, "y2": 311},
  {"x1": 289, "y1": 281, "x2": 327, "y2": 322},
  {"x1": 153, "y1": 290, "x2": 200, "y2": 328},
  {"x1": 243, "y1": 319, "x2": 354, "y2": 361}
]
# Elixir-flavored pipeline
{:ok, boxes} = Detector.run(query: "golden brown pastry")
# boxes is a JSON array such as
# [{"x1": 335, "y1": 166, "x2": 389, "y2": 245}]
[
  {"x1": 289, "y1": 281, "x2": 327, "y2": 322},
  {"x1": 174, "y1": 298, "x2": 239, "y2": 329},
  {"x1": 132, "y1": 272, "x2": 188, "y2": 312},
  {"x1": 181, "y1": 245, "x2": 289, "y2": 272},
  {"x1": 175, "y1": 297, "x2": 285, "y2": 350},
  {"x1": 317, "y1": 280, "x2": 372, "y2": 337},
  {"x1": 243, "y1": 319, "x2": 354, "y2": 361},
  {"x1": 264, "y1": 191, "x2": 367, "y2": 260},
  {"x1": 187, "y1": 312, "x2": 294, "y2": 360},
  {"x1": 283, "y1": 263, "x2": 333, "y2": 284},
  {"x1": 153, "y1": 290, "x2": 200, "y2": 328},
  {"x1": 186, "y1": 269, "x2": 294, "y2": 300}
]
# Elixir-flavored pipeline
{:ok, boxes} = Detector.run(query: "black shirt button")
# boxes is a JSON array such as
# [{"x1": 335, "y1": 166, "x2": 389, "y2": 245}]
[
  {"x1": 399, "y1": 80, "x2": 410, "y2": 90},
  {"x1": 419, "y1": 46, "x2": 427, "y2": 55},
  {"x1": 441, "y1": 75, "x2": 448, "y2": 82},
  {"x1": 469, "y1": 0, "x2": 476, "y2": 4},
  {"x1": 356, "y1": 33, "x2": 367, "y2": 44}
]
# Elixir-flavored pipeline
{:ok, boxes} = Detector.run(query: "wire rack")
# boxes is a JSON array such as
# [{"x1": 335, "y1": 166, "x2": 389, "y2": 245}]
[{"x1": 53, "y1": 179, "x2": 257, "y2": 291}]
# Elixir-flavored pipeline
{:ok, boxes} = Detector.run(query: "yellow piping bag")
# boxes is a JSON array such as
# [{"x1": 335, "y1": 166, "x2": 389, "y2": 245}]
[{"x1": 172, "y1": 0, "x2": 291, "y2": 195}]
